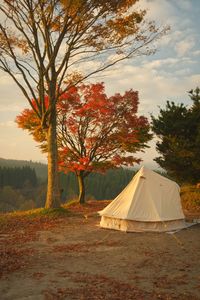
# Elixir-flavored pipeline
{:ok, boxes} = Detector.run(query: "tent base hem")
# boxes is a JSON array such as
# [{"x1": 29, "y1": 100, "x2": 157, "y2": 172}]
[{"x1": 100, "y1": 216, "x2": 186, "y2": 232}]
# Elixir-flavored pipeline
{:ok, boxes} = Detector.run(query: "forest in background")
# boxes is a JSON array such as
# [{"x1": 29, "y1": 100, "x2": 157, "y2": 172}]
[
  {"x1": 0, "y1": 158, "x2": 47, "y2": 181},
  {"x1": 0, "y1": 158, "x2": 137, "y2": 212}
]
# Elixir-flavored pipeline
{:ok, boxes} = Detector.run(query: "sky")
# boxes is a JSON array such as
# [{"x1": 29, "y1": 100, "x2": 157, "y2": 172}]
[{"x1": 0, "y1": 0, "x2": 200, "y2": 169}]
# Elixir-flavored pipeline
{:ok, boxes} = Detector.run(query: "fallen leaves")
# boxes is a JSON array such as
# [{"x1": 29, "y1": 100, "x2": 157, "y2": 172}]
[
  {"x1": 0, "y1": 202, "x2": 110, "y2": 279},
  {"x1": 43, "y1": 272, "x2": 151, "y2": 300},
  {"x1": 0, "y1": 213, "x2": 66, "y2": 278},
  {"x1": 43, "y1": 272, "x2": 198, "y2": 300},
  {"x1": 32, "y1": 272, "x2": 46, "y2": 280},
  {"x1": 64, "y1": 200, "x2": 111, "y2": 215},
  {"x1": 52, "y1": 240, "x2": 121, "y2": 254},
  {"x1": 0, "y1": 247, "x2": 35, "y2": 278}
]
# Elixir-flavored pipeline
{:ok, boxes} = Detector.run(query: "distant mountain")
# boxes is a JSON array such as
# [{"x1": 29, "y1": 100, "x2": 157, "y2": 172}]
[
  {"x1": 0, "y1": 158, "x2": 47, "y2": 180},
  {"x1": 0, "y1": 157, "x2": 163, "y2": 183}
]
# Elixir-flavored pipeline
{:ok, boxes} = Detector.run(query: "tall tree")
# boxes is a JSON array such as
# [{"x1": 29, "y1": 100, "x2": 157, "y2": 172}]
[
  {"x1": 151, "y1": 87, "x2": 200, "y2": 183},
  {"x1": 16, "y1": 83, "x2": 151, "y2": 203},
  {"x1": 0, "y1": 0, "x2": 168, "y2": 208}
]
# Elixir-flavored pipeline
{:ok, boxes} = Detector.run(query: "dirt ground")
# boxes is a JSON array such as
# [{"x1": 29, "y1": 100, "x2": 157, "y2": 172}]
[{"x1": 0, "y1": 201, "x2": 200, "y2": 300}]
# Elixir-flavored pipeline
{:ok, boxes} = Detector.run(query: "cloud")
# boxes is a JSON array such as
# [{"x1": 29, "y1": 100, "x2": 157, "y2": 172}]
[
  {"x1": 174, "y1": 0, "x2": 193, "y2": 11},
  {"x1": 142, "y1": 58, "x2": 179, "y2": 69},
  {"x1": 0, "y1": 126, "x2": 45, "y2": 161},
  {"x1": 193, "y1": 50, "x2": 200, "y2": 56},
  {"x1": 175, "y1": 38, "x2": 195, "y2": 56},
  {"x1": 138, "y1": 0, "x2": 175, "y2": 24},
  {"x1": 0, "y1": 104, "x2": 25, "y2": 112},
  {"x1": 103, "y1": 56, "x2": 199, "y2": 118},
  {"x1": 187, "y1": 74, "x2": 200, "y2": 87},
  {"x1": 0, "y1": 120, "x2": 15, "y2": 127},
  {"x1": 0, "y1": 70, "x2": 35, "y2": 106},
  {"x1": 174, "y1": 68, "x2": 191, "y2": 76},
  {"x1": 0, "y1": 82, "x2": 25, "y2": 106},
  {"x1": 137, "y1": 0, "x2": 199, "y2": 59}
]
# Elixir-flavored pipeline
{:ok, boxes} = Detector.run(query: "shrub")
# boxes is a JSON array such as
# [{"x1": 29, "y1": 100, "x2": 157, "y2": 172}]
[{"x1": 180, "y1": 185, "x2": 200, "y2": 212}]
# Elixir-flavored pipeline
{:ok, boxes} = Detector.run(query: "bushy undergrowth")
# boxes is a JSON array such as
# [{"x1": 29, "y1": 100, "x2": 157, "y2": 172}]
[{"x1": 180, "y1": 185, "x2": 200, "y2": 212}]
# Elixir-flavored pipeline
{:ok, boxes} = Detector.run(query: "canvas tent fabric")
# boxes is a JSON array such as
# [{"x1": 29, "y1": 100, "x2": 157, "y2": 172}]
[{"x1": 99, "y1": 166, "x2": 186, "y2": 232}]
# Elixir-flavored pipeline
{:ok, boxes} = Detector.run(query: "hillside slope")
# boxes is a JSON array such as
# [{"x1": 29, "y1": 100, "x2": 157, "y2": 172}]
[{"x1": 0, "y1": 158, "x2": 47, "y2": 180}]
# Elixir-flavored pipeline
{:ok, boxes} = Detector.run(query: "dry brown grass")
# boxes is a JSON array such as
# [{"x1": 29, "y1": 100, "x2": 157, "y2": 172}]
[{"x1": 180, "y1": 185, "x2": 200, "y2": 214}]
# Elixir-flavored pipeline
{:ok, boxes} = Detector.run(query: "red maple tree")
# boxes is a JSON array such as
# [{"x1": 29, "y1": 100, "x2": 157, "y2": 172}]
[{"x1": 16, "y1": 83, "x2": 151, "y2": 204}]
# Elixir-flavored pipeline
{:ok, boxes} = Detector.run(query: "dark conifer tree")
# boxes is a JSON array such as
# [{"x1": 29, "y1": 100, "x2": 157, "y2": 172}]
[{"x1": 152, "y1": 87, "x2": 200, "y2": 183}]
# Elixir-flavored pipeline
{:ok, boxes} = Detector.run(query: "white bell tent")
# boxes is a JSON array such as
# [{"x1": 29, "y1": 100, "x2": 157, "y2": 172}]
[{"x1": 99, "y1": 166, "x2": 186, "y2": 232}]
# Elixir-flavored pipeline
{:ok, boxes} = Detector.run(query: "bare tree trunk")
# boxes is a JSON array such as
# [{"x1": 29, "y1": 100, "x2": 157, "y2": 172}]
[
  {"x1": 77, "y1": 172, "x2": 85, "y2": 204},
  {"x1": 45, "y1": 107, "x2": 60, "y2": 208}
]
